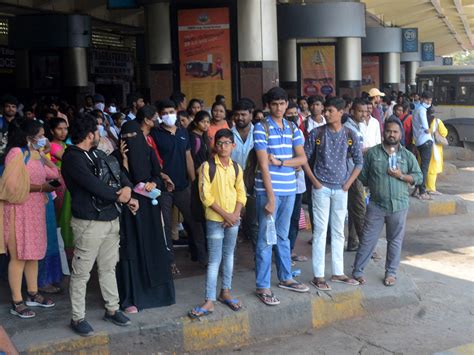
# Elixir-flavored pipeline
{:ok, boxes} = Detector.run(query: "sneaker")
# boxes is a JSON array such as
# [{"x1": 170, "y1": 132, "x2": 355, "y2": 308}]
[
  {"x1": 70, "y1": 319, "x2": 94, "y2": 337},
  {"x1": 103, "y1": 310, "x2": 131, "y2": 327}
]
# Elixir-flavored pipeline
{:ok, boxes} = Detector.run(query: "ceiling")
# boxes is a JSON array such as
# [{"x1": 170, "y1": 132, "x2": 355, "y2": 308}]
[
  {"x1": 0, "y1": 0, "x2": 472, "y2": 55},
  {"x1": 364, "y1": 0, "x2": 474, "y2": 55}
]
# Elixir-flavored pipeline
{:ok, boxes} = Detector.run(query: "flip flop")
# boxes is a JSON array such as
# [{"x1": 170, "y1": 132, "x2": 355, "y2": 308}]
[
  {"x1": 291, "y1": 255, "x2": 308, "y2": 262},
  {"x1": 384, "y1": 276, "x2": 396, "y2": 287},
  {"x1": 188, "y1": 306, "x2": 213, "y2": 319},
  {"x1": 278, "y1": 280, "x2": 309, "y2": 293},
  {"x1": 310, "y1": 279, "x2": 332, "y2": 291},
  {"x1": 218, "y1": 298, "x2": 242, "y2": 312},
  {"x1": 256, "y1": 292, "x2": 280, "y2": 306},
  {"x1": 330, "y1": 275, "x2": 360, "y2": 286}
]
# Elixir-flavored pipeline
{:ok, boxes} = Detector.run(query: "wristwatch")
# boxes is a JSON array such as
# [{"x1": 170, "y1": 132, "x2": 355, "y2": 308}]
[
  {"x1": 280, "y1": 159, "x2": 284, "y2": 167},
  {"x1": 399, "y1": 174, "x2": 404, "y2": 181}
]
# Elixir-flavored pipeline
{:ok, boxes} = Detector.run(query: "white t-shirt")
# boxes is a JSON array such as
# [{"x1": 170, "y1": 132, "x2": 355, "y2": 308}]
[
  {"x1": 359, "y1": 116, "x2": 381, "y2": 149},
  {"x1": 306, "y1": 115, "x2": 326, "y2": 133}
]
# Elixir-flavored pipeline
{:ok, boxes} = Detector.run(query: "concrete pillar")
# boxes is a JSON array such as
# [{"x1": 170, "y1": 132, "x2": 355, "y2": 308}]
[
  {"x1": 278, "y1": 39, "x2": 297, "y2": 95},
  {"x1": 145, "y1": 1, "x2": 173, "y2": 102},
  {"x1": 383, "y1": 52, "x2": 401, "y2": 90},
  {"x1": 62, "y1": 47, "x2": 88, "y2": 87},
  {"x1": 405, "y1": 61, "x2": 419, "y2": 93},
  {"x1": 337, "y1": 37, "x2": 361, "y2": 88},
  {"x1": 238, "y1": 0, "x2": 279, "y2": 105}
]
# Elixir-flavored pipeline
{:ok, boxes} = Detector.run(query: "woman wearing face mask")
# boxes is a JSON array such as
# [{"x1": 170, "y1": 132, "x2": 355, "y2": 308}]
[
  {"x1": 92, "y1": 111, "x2": 115, "y2": 155},
  {"x1": 3, "y1": 119, "x2": 60, "y2": 318},
  {"x1": 114, "y1": 119, "x2": 175, "y2": 313},
  {"x1": 208, "y1": 102, "x2": 229, "y2": 150}
]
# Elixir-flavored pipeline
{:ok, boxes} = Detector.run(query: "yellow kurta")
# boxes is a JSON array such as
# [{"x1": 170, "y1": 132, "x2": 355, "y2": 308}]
[{"x1": 427, "y1": 118, "x2": 448, "y2": 191}]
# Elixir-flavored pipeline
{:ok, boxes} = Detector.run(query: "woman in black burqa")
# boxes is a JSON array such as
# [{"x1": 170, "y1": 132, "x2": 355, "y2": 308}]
[{"x1": 115, "y1": 120, "x2": 175, "y2": 312}]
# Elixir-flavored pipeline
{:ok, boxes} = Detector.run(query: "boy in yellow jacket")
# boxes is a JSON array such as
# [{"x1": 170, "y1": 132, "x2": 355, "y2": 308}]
[{"x1": 189, "y1": 128, "x2": 247, "y2": 318}]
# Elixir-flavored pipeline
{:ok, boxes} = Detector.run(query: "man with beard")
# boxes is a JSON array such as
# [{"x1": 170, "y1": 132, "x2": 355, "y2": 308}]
[
  {"x1": 62, "y1": 114, "x2": 139, "y2": 336},
  {"x1": 352, "y1": 119, "x2": 422, "y2": 287},
  {"x1": 231, "y1": 100, "x2": 257, "y2": 246}
]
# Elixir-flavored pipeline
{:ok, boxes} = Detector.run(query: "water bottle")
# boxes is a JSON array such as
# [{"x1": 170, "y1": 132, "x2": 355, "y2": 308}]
[
  {"x1": 389, "y1": 147, "x2": 397, "y2": 171},
  {"x1": 265, "y1": 215, "x2": 277, "y2": 245}
]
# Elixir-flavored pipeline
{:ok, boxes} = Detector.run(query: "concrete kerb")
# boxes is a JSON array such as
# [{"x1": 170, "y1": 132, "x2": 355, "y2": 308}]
[
  {"x1": 23, "y1": 245, "x2": 419, "y2": 354},
  {"x1": 407, "y1": 194, "x2": 467, "y2": 219}
]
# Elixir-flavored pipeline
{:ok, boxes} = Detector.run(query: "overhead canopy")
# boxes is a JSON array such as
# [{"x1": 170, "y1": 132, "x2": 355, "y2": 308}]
[{"x1": 364, "y1": 0, "x2": 474, "y2": 55}]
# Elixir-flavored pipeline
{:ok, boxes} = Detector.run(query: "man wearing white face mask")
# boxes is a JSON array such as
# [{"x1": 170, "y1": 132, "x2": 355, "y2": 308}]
[
  {"x1": 93, "y1": 94, "x2": 115, "y2": 129},
  {"x1": 151, "y1": 99, "x2": 208, "y2": 268}
]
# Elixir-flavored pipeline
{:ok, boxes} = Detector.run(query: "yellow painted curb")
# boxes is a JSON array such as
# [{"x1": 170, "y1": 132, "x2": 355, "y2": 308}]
[
  {"x1": 435, "y1": 343, "x2": 474, "y2": 355},
  {"x1": 312, "y1": 289, "x2": 366, "y2": 329},
  {"x1": 27, "y1": 333, "x2": 109, "y2": 355},
  {"x1": 183, "y1": 311, "x2": 250, "y2": 352},
  {"x1": 428, "y1": 200, "x2": 456, "y2": 217}
]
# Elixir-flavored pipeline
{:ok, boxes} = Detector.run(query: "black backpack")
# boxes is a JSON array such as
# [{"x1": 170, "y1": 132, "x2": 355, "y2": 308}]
[
  {"x1": 87, "y1": 149, "x2": 123, "y2": 217},
  {"x1": 208, "y1": 158, "x2": 240, "y2": 183}
]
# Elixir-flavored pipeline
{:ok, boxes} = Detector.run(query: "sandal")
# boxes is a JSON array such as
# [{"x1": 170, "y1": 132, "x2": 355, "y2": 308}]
[
  {"x1": 124, "y1": 306, "x2": 139, "y2": 314},
  {"x1": 10, "y1": 301, "x2": 36, "y2": 319},
  {"x1": 256, "y1": 291, "x2": 280, "y2": 306},
  {"x1": 38, "y1": 285, "x2": 62, "y2": 294},
  {"x1": 291, "y1": 255, "x2": 308, "y2": 262},
  {"x1": 384, "y1": 276, "x2": 396, "y2": 287},
  {"x1": 218, "y1": 297, "x2": 242, "y2": 312},
  {"x1": 188, "y1": 306, "x2": 213, "y2": 319},
  {"x1": 353, "y1": 276, "x2": 367, "y2": 285},
  {"x1": 278, "y1": 280, "x2": 309, "y2": 293},
  {"x1": 418, "y1": 193, "x2": 432, "y2": 201},
  {"x1": 311, "y1": 278, "x2": 332, "y2": 291},
  {"x1": 25, "y1": 293, "x2": 55, "y2": 308},
  {"x1": 331, "y1": 275, "x2": 360, "y2": 286},
  {"x1": 428, "y1": 190, "x2": 442, "y2": 196}
]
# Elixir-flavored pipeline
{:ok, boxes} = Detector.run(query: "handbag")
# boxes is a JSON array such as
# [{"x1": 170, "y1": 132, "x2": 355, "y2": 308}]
[{"x1": 433, "y1": 119, "x2": 448, "y2": 146}]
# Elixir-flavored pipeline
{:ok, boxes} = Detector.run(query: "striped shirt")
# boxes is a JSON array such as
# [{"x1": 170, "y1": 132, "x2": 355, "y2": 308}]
[{"x1": 253, "y1": 117, "x2": 304, "y2": 196}]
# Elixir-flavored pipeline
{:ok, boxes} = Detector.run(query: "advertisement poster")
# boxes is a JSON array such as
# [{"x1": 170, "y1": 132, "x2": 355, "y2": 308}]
[
  {"x1": 178, "y1": 7, "x2": 232, "y2": 107},
  {"x1": 299, "y1": 45, "x2": 336, "y2": 97},
  {"x1": 361, "y1": 55, "x2": 380, "y2": 93}
]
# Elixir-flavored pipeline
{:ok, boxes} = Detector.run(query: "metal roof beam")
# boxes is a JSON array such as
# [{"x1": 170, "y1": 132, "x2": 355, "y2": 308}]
[{"x1": 453, "y1": 0, "x2": 474, "y2": 46}]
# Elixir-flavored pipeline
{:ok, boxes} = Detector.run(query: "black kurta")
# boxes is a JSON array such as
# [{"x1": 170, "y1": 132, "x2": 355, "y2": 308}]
[{"x1": 116, "y1": 120, "x2": 175, "y2": 310}]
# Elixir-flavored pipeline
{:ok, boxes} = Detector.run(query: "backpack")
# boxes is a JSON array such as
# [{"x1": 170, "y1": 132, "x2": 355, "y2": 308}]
[
  {"x1": 87, "y1": 149, "x2": 123, "y2": 216},
  {"x1": 208, "y1": 158, "x2": 240, "y2": 183},
  {"x1": 308, "y1": 125, "x2": 356, "y2": 170},
  {"x1": 243, "y1": 118, "x2": 296, "y2": 192}
]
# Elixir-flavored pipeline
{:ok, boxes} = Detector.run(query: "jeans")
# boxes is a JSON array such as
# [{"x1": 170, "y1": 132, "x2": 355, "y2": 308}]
[
  {"x1": 160, "y1": 186, "x2": 207, "y2": 264},
  {"x1": 242, "y1": 195, "x2": 259, "y2": 250},
  {"x1": 353, "y1": 203, "x2": 408, "y2": 278},
  {"x1": 288, "y1": 193, "x2": 303, "y2": 252},
  {"x1": 347, "y1": 180, "x2": 366, "y2": 247},
  {"x1": 416, "y1": 140, "x2": 433, "y2": 194},
  {"x1": 205, "y1": 221, "x2": 239, "y2": 301},
  {"x1": 255, "y1": 194, "x2": 295, "y2": 289},
  {"x1": 311, "y1": 186, "x2": 347, "y2": 278}
]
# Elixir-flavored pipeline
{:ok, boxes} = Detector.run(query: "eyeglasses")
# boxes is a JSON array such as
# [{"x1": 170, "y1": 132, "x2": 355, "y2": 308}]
[{"x1": 215, "y1": 140, "x2": 233, "y2": 147}]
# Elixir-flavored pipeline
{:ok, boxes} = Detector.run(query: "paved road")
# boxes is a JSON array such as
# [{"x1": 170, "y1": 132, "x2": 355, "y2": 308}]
[{"x1": 202, "y1": 212, "x2": 474, "y2": 355}]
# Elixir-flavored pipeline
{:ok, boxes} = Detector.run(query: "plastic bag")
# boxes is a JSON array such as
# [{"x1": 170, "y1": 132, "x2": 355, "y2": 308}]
[{"x1": 266, "y1": 215, "x2": 277, "y2": 245}]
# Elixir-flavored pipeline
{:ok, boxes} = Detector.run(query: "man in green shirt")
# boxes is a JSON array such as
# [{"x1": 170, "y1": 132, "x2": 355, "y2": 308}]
[{"x1": 352, "y1": 118, "x2": 422, "y2": 287}]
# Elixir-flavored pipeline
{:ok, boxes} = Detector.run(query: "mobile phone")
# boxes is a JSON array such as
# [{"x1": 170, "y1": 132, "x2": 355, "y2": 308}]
[{"x1": 48, "y1": 180, "x2": 61, "y2": 188}]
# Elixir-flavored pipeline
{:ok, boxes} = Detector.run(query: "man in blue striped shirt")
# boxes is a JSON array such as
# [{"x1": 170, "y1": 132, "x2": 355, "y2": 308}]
[{"x1": 253, "y1": 87, "x2": 309, "y2": 306}]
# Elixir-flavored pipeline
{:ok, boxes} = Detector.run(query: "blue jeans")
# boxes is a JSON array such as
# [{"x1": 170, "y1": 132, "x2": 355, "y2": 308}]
[
  {"x1": 205, "y1": 221, "x2": 239, "y2": 301},
  {"x1": 311, "y1": 186, "x2": 347, "y2": 278},
  {"x1": 256, "y1": 194, "x2": 296, "y2": 289}
]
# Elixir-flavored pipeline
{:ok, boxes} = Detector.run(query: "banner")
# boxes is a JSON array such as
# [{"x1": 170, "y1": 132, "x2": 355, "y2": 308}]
[
  {"x1": 421, "y1": 42, "x2": 435, "y2": 61},
  {"x1": 361, "y1": 55, "x2": 380, "y2": 93},
  {"x1": 299, "y1": 45, "x2": 336, "y2": 98},
  {"x1": 402, "y1": 28, "x2": 418, "y2": 53},
  {"x1": 178, "y1": 8, "x2": 232, "y2": 108},
  {"x1": 90, "y1": 49, "x2": 134, "y2": 78}
]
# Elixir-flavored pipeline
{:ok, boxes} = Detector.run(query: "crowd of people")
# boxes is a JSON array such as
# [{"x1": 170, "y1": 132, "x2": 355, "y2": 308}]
[{"x1": 0, "y1": 85, "x2": 448, "y2": 336}]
